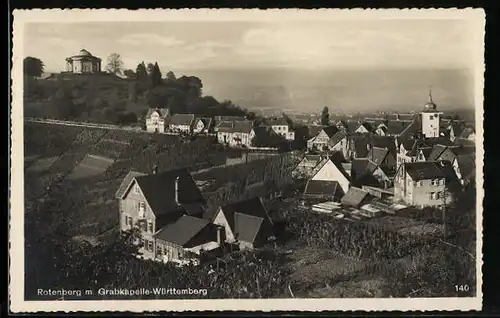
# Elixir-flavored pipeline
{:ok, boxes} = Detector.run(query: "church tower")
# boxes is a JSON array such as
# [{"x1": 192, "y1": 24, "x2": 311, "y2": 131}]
[{"x1": 420, "y1": 90, "x2": 442, "y2": 138}]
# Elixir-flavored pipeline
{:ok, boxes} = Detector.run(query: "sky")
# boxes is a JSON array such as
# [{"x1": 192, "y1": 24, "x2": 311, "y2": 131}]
[
  {"x1": 22, "y1": 18, "x2": 481, "y2": 111},
  {"x1": 24, "y1": 19, "x2": 478, "y2": 72}
]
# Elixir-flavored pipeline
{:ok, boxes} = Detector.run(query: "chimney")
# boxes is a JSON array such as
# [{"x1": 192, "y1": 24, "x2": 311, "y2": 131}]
[
  {"x1": 174, "y1": 176, "x2": 180, "y2": 205},
  {"x1": 152, "y1": 165, "x2": 158, "y2": 174},
  {"x1": 216, "y1": 225, "x2": 225, "y2": 245}
]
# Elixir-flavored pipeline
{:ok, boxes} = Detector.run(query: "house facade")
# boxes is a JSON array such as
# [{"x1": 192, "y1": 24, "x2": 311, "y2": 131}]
[
  {"x1": 310, "y1": 158, "x2": 350, "y2": 194},
  {"x1": 327, "y1": 132, "x2": 349, "y2": 159},
  {"x1": 216, "y1": 120, "x2": 253, "y2": 148},
  {"x1": 269, "y1": 118, "x2": 295, "y2": 141},
  {"x1": 394, "y1": 162, "x2": 451, "y2": 208},
  {"x1": 145, "y1": 108, "x2": 170, "y2": 133},
  {"x1": 307, "y1": 126, "x2": 339, "y2": 152},
  {"x1": 116, "y1": 168, "x2": 208, "y2": 262},
  {"x1": 168, "y1": 114, "x2": 195, "y2": 134},
  {"x1": 192, "y1": 117, "x2": 214, "y2": 134}
]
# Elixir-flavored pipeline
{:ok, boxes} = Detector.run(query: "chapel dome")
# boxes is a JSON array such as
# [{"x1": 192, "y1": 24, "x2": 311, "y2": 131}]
[{"x1": 78, "y1": 49, "x2": 92, "y2": 57}]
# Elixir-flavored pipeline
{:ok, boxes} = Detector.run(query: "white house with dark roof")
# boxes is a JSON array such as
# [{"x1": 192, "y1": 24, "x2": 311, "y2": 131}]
[
  {"x1": 268, "y1": 117, "x2": 295, "y2": 141},
  {"x1": 145, "y1": 108, "x2": 170, "y2": 133},
  {"x1": 192, "y1": 117, "x2": 214, "y2": 134},
  {"x1": 115, "y1": 167, "x2": 207, "y2": 260},
  {"x1": 394, "y1": 161, "x2": 453, "y2": 207},
  {"x1": 293, "y1": 154, "x2": 323, "y2": 178},
  {"x1": 168, "y1": 114, "x2": 196, "y2": 134},
  {"x1": 307, "y1": 126, "x2": 340, "y2": 152},
  {"x1": 216, "y1": 120, "x2": 254, "y2": 148}
]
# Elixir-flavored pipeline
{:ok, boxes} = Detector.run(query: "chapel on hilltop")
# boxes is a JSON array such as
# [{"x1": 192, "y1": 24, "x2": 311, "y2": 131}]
[{"x1": 64, "y1": 49, "x2": 102, "y2": 74}]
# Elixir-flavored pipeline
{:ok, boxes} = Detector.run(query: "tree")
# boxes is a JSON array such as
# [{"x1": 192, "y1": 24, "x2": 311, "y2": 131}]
[
  {"x1": 150, "y1": 62, "x2": 163, "y2": 87},
  {"x1": 135, "y1": 62, "x2": 148, "y2": 81},
  {"x1": 23, "y1": 57, "x2": 44, "y2": 79},
  {"x1": 123, "y1": 69, "x2": 136, "y2": 79},
  {"x1": 321, "y1": 107, "x2": 330, "y2": 126},
  {"x1": 166, "y1": 71, "x2": 176, "y2": 81},
  {"x1": 105, "y1": 53, "x2": 124, "y2": 76}
]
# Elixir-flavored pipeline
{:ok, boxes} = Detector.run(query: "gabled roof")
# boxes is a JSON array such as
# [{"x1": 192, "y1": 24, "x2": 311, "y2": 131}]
[
  {"x1": 115, "y1": 170, "x2": 146, "y2": 199},
  {"x1": 251, "y1": 126, "x2": 271, "y2": 140},
  {"x1": 459, "y1": 127, "x2": 475, "y2": 139},
  {"x1": 233, "y1": 213, "x2": 264, "y2": 244},
  {"x1": 119, "y1": 168, "x2": 205, "y2": 217},
  {"x1": 194, "y1": 117, "x2": 213, "y2": 128},
  {"x1": 386, "y1": 120, "x2": 414, "y2": 136},
  {"x1": 268, "y1": 118, "x2": 289, "y2": 126},
  {"x1": 154, "y1": 215, "x2": 211, "y2": 247},
  {"x1": 341, "y1": 187, "x2": 370, "y2": 207},
  {"x1": 453, "y1": 137, "x2": 475, "y2": 147},
  {"x1": 367, "y1": 147, "x2": 389, "y2": 166},
  {"x1": 328, "y1": 131, "x2": 348, "y2": 147},
  {"x1": 304, "y1": 180, "x2": 341, "y2": 197},
  {"x1": 215, "y1": 115, "x2": 247, "y2": 122},
  {"x1": 418, "y1": 147, "x2": 434, "y2": 160},
  {"x1": 310, "y1": 157, "x2": 351, "y2": 181},
  {"x1": 428, "y1": 145, "x2": 449, "y2": 161},
  {"x1": 450, "y1": 122, "x2": 464, "y2": 137},
  {"x1": 351, "y1": 136, "x2": 370, "y2": 158},
  {"x1": 217, "y1": 120, "x2": 253, "y2": 133},
  {"x1": 169, "y1": 113, "x2": 195, "y2": 126},
  {"x1": 346, "y1": 121, "x2": 360, "y2": 133},
  {"x1": 455, "y1": 154, "x2": 475, "y2": 180},
  {"x1": 322, "y1": 126, "x2": 340, "y2": 138},
  {"x1": 304, "y1": 154, "x2": 323, "y2": 163},
  {"x1": 215, "y1": 120, "x2": 234, "y2": 130},
  {"x1": 146, "y1": 108, "x2": 170, "y2": 119},
  {"x1": 218, "y1": 197, "x2": 273, "y2": 243},
  {"x1": 404, "y1": 162, "x2": 446, "y2": 181}
]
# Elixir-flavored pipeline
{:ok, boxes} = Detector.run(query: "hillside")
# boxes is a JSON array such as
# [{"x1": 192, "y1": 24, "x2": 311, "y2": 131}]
[{"x1": 24, "y1": 71, "x2": 249, "y2": 125}]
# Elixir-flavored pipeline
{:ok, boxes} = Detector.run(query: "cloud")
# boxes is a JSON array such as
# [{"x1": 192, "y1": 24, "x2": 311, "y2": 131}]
[{"x1": 118, "y1": 33, "x2": 185, "y2": 47}]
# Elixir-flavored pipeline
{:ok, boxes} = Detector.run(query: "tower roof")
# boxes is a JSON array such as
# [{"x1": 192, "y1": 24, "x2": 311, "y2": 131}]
[{"x1": 423, "y1": 89, "x2": 437, "y2": 111}]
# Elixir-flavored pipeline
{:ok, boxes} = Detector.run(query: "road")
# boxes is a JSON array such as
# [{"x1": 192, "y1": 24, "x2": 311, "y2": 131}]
[{"x1": 24, "y1": 117, "x2": 144, "y2": 132}]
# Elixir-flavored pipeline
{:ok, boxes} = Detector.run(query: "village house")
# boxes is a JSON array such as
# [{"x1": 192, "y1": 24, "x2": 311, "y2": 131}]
[
  {"x1": 350, "y1": 158, "x2": 393, "y2": 189},
  {"x1": 366, "y1": 146, "x2": 397, "y2": 172},
  {"x1": 168, "y1": 114, "x2": 196, "y2": 134},
  {"x1": 216, "y1": 120, "x2": 253, "y2": 148},
  {"x1": 115, "y1": 167, "x2": 207, "y2": 261},
  {"x1": 306, "y1": 126, "x2": 339, "y2": 152},
  {"x1": 192, "y1": 117, "x2": 214, "y2": 134},
  {"x1": 212, "y1": 197, "x2": 275, "y2": 250},
  {"x1": 303, "y1": 157, "x2": 351, "y2": 201},
  {"x1": 293, "y1": 154, "x2": 323, "y2": 178},
  {"x1": 327, "y1": 131, "x2": 349, "y2": 159},
  {"x1": 394, "y1": 161, "x2": 453, "y2": 208},
  {"x1": 154, "y1": 215, "x2": 219, "y2": 265},
  {"x1": 145, "y1": 108, "x2": 170, "y2": 133},
  {"x1": 268, "y1": 118, "x2": 295, "y2": 141},
  {"x1": 452, "y1": 154, "x2": 476, "y2": 186}
]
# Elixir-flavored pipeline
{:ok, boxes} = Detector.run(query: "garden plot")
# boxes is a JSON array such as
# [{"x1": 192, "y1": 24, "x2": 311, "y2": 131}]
[
  {"x1": 67, "y1": 154, "x2": 115, "y2": 180},
  {"x1": 26, "y1": 156, "x2": 60, "y2": 173}
]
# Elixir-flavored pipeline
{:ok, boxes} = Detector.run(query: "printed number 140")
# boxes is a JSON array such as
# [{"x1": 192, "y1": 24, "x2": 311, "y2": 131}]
[{"x1": 455, "y1": 285, "x2": 470, "y2": 292}]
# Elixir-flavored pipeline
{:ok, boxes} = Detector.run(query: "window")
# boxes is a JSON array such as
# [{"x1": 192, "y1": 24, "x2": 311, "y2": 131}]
[
  {"x1": 128, "y1": 216, "x2": 133, "y2": 226},
  {"x1": 430, "y1": 192, "x2": 435, "y2": 200},
  {"x1": 140, "y1": 238, "x2": 145, "y2": 247},
  {"x1": 435, "y1": 192, "x2": 441, "y2": 200},
  {"x1": 418, "y1": 181, "x2": 423, "y2": 187},
  {"x1": 147, "y1": 220, "x2": 153, "y2": 233},
  {"x1": 147, "y1": 240, "x2": 153, "y2": 252},
  {"x1": 134, "y1": 184, "x2": 140, "y2": 194},
  {"x1": 430, "y1": 179, "x2": 436, "y2": 186},
  {"x1": 413, "y1": 181, "x2": 417, "y2": 187},
  {"x1": 124, "y1": 215, "x2": 128, "y2": 226},
  {"x1": 157, "y1": 245, "x2": 163, "y2": 255},
  {"x1": 138, "y1": 201, "x2": 145, "y2": 211}
]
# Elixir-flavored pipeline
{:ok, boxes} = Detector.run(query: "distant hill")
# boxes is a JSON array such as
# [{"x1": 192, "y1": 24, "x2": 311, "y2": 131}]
[{"x1": 177, "y1": 68, "x2": 476, "y2": 112}]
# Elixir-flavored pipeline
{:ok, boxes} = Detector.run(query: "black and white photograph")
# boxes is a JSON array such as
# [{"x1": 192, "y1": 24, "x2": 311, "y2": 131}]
[{"x1": 10, "y1": 9, "x2": 484, "y2": 312}]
